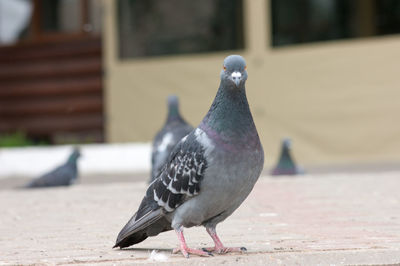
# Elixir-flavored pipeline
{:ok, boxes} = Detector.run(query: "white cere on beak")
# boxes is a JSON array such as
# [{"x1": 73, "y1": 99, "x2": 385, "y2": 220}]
[{"x1": 231, "y1": 72, "x2": 242, "y2": 78}]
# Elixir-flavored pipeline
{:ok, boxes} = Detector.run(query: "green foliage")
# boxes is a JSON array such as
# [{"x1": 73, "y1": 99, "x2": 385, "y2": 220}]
[{"x1": 0, "y1": 132, "x2": 48, "y2": 147}]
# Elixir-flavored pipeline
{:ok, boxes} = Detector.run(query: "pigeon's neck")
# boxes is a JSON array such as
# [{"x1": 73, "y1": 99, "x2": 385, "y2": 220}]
[
  {"x1": 166, "y1": 104, "x2": 184, "y2": 124},
  {"x1": 200, "y1": 83, "x2": 258, "y2": 142},
  {"x1": 277, "y1": 148, "x2": 296, "y2": 168},
  {"x1": 67, "y1": 156, "x2": 78, "y2": 165}
]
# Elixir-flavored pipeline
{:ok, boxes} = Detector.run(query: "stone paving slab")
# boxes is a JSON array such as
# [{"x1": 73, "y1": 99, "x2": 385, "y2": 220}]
[{"x1": 1, "y1": 172, "x2": 400, "y2": 265}]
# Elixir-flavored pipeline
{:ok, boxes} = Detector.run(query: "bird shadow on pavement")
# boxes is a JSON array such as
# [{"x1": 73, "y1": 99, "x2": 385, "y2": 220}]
[
  {"x1": 115, "y1": 247, "x2": 257, "y2": 257},
  {"x1": 116, "y1": 247, "x2": 173, "y2": 253}
]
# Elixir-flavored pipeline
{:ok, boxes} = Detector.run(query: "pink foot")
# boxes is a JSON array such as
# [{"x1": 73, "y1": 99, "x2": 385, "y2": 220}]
[
  {"x1": 173, "y1": 246, "x2": 212, "y2": 258},
  {"x1": 173, "y1": 227, "x2": 212, "y2": 258},
  {"x1": 205, "y1": 227, "x2": 247, "y2": 254}
]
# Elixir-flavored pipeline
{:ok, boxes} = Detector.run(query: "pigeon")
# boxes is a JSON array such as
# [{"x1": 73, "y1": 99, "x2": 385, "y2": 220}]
[
  {"x1": 114, "y1": 55, "x2": 264, "y2": 258},
  {"x1": 271, "y1": 138, "x2": 304, "y2": 175},
  {"x1": 25, "y1": 148, "x2": 81, "y2": 188},
  {"x1": 150, "y1": 95, "x2": 193, "y2": 183}
]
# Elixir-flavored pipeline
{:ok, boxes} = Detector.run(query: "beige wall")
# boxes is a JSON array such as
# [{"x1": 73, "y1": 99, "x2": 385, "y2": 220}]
[{"x1": 103, "y1": 0, "x2": 400, "y2": 167}]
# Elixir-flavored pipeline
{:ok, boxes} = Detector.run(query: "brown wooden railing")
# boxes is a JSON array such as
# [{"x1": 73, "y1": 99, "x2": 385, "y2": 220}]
[{"x1": 0, "y1": 36, "x2": 104, "y2": 143}]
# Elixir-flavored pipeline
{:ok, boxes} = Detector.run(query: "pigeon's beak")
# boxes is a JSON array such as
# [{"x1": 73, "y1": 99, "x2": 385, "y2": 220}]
[{"x1": 231, "y1": 71, "x2": 242, "y2": 87}]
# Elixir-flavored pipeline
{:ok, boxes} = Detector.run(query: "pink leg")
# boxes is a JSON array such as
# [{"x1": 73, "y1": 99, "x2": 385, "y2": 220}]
[
  {"x1": 172, "y1": 227, "x2": 212, "y2": 258},
  {"x1": 203, "y1": 227, "x2": 247, "y2": 254}
]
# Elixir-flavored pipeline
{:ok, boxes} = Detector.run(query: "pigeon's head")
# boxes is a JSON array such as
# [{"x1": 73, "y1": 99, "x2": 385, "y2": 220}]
[
  {"x1": 167, "y1": 95, "x2": 179, "y2": 108},
  {"x1": 166, "y1": 94, "x2": 181, "y2": 119},
  {"x1": 282, "y1": 138, "x2": 292, "y2": 150},
  {"x1": 69, "y1": 147, "x2": 81, "y2": 162},
  {"x1": 221, "y1": 55, "x2": 247, "y2": 89}
]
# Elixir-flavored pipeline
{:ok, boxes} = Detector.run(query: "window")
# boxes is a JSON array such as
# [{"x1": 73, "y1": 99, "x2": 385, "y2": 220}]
[
  {"x1": 40, "y1": 0, "x2": 83, "y2": 33},
  {"x1": 117, "y1": 0, "x2": 244, "y2": 58},
  {"x1": 271, "y1": 0, "x2": 400, "y2": 47}
]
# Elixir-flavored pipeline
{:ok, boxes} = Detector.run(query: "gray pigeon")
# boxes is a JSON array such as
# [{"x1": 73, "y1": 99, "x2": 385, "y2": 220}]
[
  {"x1": 114, "y1": 55, "x2": 264, "y2": 258},
  {"x1": 150, "y1": 95, "x2": 193, "y2": 183},
  {"x1": 25, "y1": 148, "x2": 81, "y2": 188},
  {"x1": 271, "y1": 138, "x2": 304, "y2": 176}
]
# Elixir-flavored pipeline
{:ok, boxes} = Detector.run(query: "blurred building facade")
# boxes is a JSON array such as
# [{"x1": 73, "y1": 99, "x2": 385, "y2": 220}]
[
  {"x1": 1, "y1": 0, "x2": 400, "y2": 167},
  {"x1": 104, "y1": 0, "x2": 400, "y2": 167}
]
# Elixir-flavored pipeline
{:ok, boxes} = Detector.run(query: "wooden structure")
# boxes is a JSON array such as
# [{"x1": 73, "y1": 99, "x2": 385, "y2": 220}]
[{"x1": 0, "y1": 1, "x2": 104, "y2": 143}]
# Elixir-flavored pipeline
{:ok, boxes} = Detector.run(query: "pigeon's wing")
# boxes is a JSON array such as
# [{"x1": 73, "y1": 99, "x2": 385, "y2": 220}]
[
  {"x1": 150, "y1": 122, "x2": 194, "y2": 182},
  {"x1": 114, "y1": 132, "x2": 208, "y2": 248},
  {"x1": 150, "y1": 128, "x2": 170, "y2": 180},
  {"x1": 51, "y1": 165, "x2": 77, "y2": 185},
  {"x1": 27, "y1": 164, "x2": 76, "y2": 188},
  {"x1": 151, "y1": 134, "x2": 207, "y2": 213},
  {"x1": 27, "y1": 168, "x2": 62, "y2": 188}
]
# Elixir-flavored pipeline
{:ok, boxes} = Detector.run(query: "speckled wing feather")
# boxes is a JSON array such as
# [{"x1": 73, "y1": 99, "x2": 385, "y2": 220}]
[
  {"x1": 114, "y1": 133, "x2": 207, "y2": 248},
  {"x1": 151, "y1": 135, "x2": 207, "y2": 213}
]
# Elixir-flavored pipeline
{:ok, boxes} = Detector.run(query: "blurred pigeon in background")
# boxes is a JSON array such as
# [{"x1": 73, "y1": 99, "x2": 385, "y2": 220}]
[
  {"x1": 271, "y1": 138, "x2": 304, "y2": 175},
  {"x1": 150, "y1": 95, "x2": 193, "y2": 183},
  {"x1": 25, "y1": 148, "x2": 81, "y2": 188},
  {"x1": 114, "y1": 55, "x2": 264, "y2": 258}
]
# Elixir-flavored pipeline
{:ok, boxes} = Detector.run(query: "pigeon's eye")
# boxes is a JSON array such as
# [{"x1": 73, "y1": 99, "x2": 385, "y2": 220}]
[
  {"x1": 223, "y1": 66, "x2": 226, "y2": 71},
  {"x1": 244, "y1": 66, "x2": 247, "y2": 70}
]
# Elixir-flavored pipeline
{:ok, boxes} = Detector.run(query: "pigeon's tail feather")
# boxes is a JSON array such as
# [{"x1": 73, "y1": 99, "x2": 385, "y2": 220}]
[
  {"x1": 25, "y1": 179, "x2": 47, "y2": 188},
  {"x1": 15, "y1": 183, "x2": 35, "y2": 190},
  {"x1": 113, "y1": 208, "x2": 171, "y2": 248}
]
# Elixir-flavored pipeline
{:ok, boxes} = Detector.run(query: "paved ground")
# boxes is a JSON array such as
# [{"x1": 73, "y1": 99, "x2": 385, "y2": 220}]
[{"x1": 1, "y1": 172, "x2": 400, "y2": 265}]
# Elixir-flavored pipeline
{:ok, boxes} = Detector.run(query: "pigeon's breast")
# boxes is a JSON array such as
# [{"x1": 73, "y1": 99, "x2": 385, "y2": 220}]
[
  {"x1": 203, "y1": 139, "x2": 264, "y2": 198},
  {"x1": 171, "y1": 128, "x2": 264, "y2": 228},
  {"x1": 197, "y1": 125, "x2": 264, "y2": 192}
]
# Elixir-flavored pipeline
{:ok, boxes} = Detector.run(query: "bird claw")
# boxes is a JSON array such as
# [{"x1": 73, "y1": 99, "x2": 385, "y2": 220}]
[
  {"x1": 173, "y1": 247, "x2": 212, "y2": 258},
  {"x1": 201, "y1": 246, "x2": 247, "y2": 254}
]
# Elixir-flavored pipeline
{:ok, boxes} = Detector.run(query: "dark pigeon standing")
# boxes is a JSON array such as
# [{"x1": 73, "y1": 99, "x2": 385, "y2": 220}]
[
  {"x1": 150, "y1": 95, "x2": 193, "y2": 183},
  {"x1": 271, "y1": 138, "x2": 304, "y2": 175},
  {"x1": 114, "y1": 55, "x2": 264, "y2": 258},
  {"x1": 25, "y1": 148, "x2": 81, "y2": 188}
]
